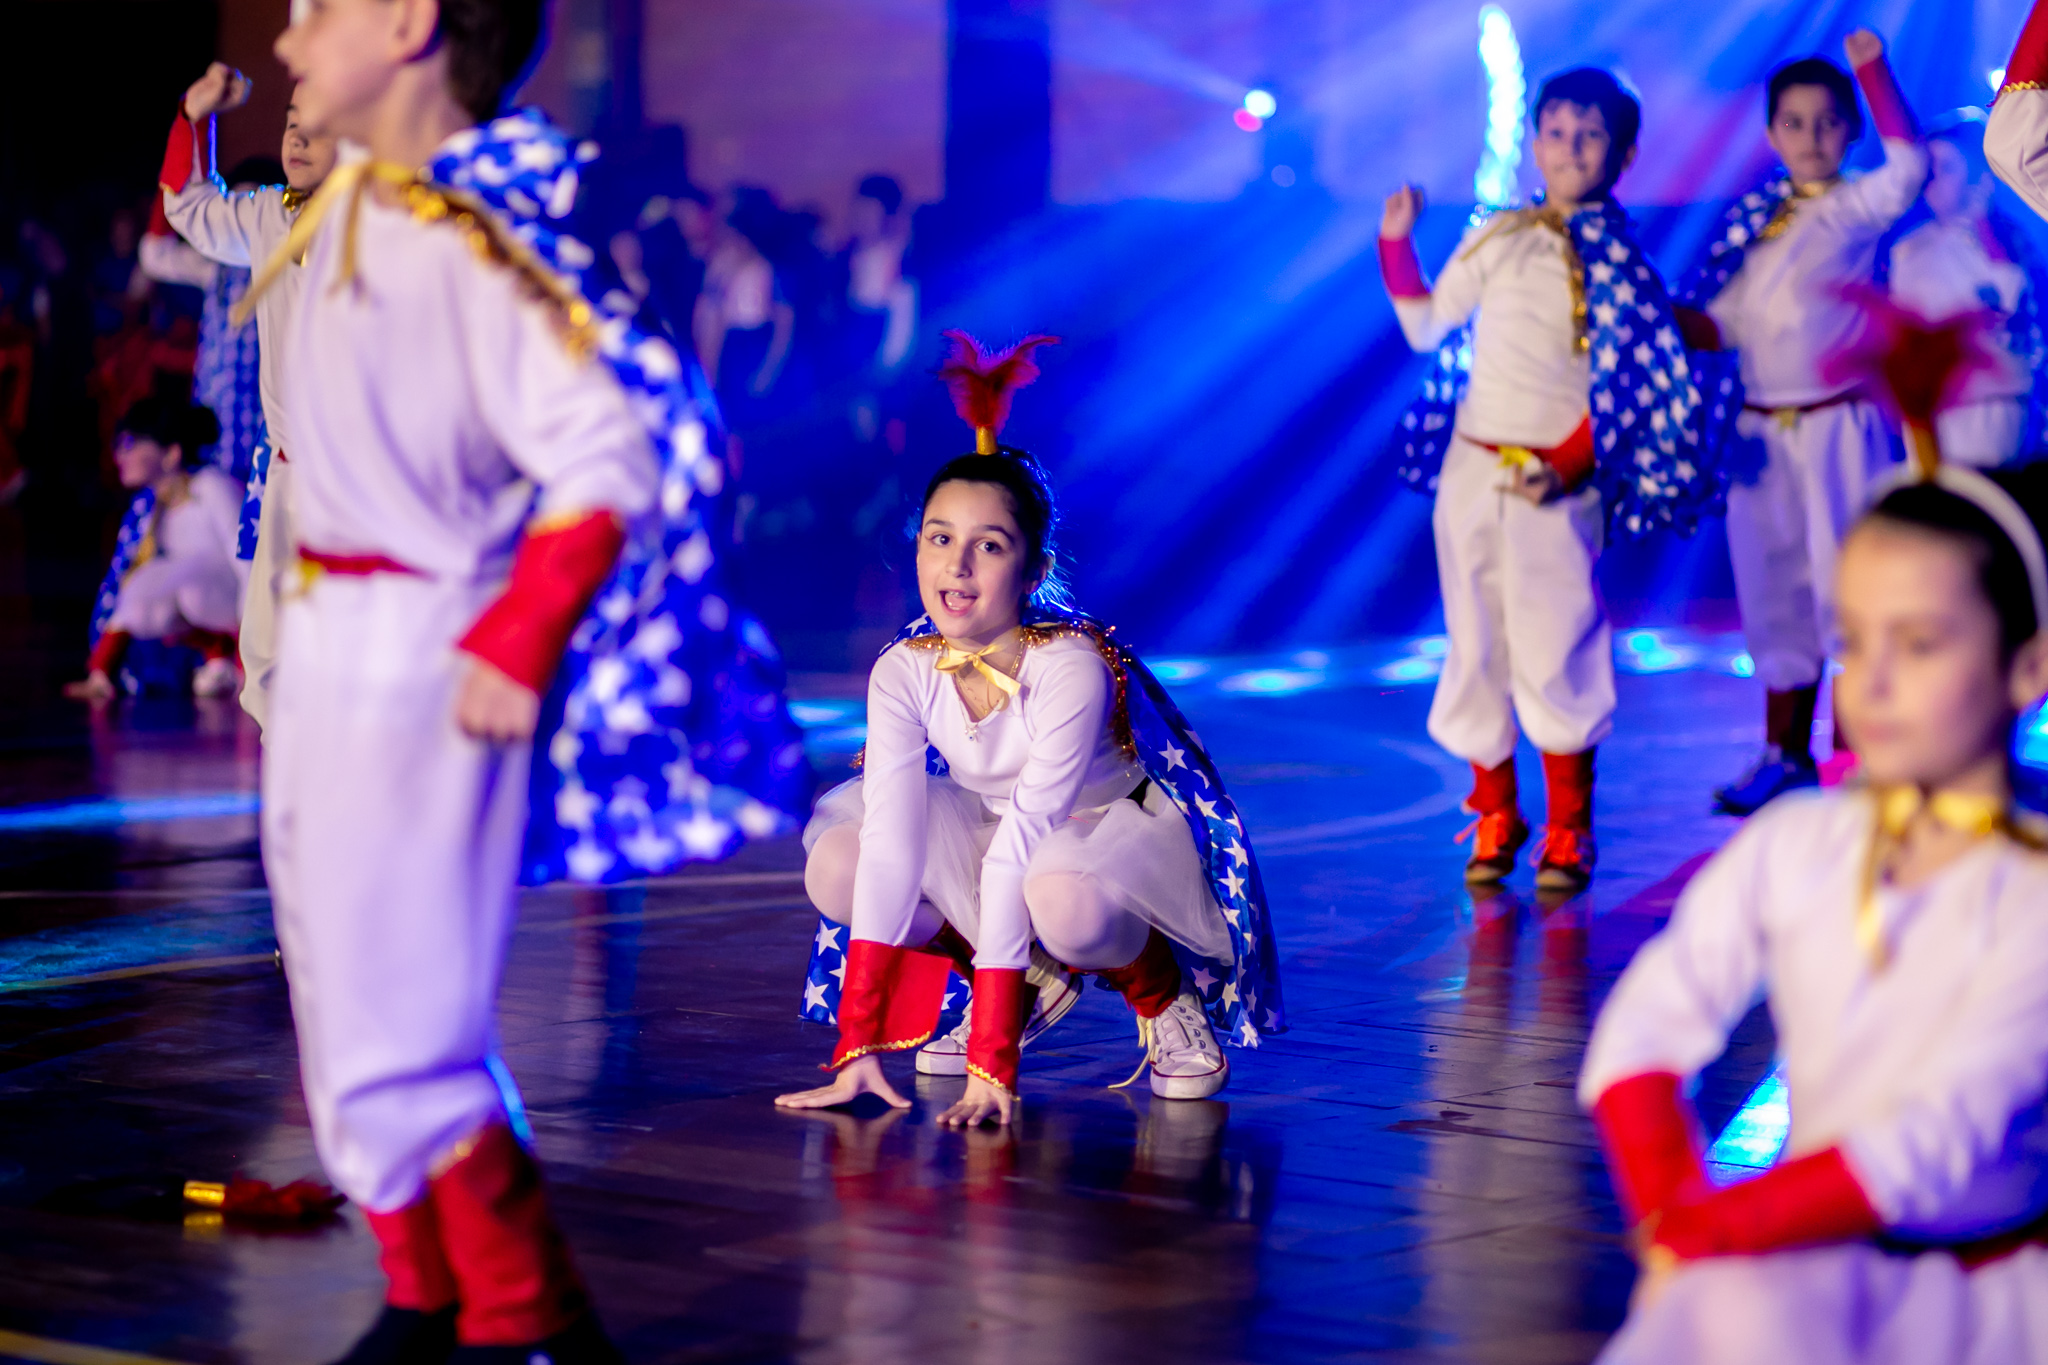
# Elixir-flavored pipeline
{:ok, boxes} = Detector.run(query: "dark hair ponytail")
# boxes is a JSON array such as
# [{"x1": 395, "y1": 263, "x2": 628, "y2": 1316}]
[
  {"x1": 918, "y1": 447, "x2": 1069, "y2": 610},
  {"x1": 1867, "y1": 463, "x2": 2048, "y2": 662}
]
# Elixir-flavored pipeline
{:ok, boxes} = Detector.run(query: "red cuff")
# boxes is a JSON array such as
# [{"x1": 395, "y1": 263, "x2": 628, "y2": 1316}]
[
  {"x1": 1853, "y1": 56, "x2": 1917, "y2": 141},
  {"x1": 147, "y1": 197, "x2": 175, "y2": 240},
  {"x1": 2005, "y1": 0, "x2": 2048, "y2": 91},
  {"x1": 88, "y1": 629, "x2": 130, "y2": 677},
  {"x1": 1592, "y1": 1072, "x2": 1707, "y2": 1224},
  {"x1": 966, "y1": 967, "x2": 1028, "y2": 1092},
  {"x1": 1655, "y1": 1147, "x2": 1881, "y2": 1259},
  {"x1": 1674, "y1": 305, "x2": 1724, "y2": 352},
  {"x1": 1379, "y1": 235, "x2": 1430, "y2": 300},
  {"x1": 831, "y1": 941, "x2": 952, "y2": 1068},
  {"x1": 1540, "y1": 415, "x2": 1597, "y2": 491},
  {"x1": 159, "y1": 109, "x2": 204, "y2": 195},
  {"x1": 457, "y1": 512, "x2": 625, "y2": 694}
]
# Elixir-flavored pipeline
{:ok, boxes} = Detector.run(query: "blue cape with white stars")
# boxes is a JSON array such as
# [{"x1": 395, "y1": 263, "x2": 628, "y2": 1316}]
[
  {"x1": 1671, "y1": 175, "x2": 1795, "y2": 310},
  {"x1": 1391, "y1": 199, "x2": 1736, "y2": 539},
  {"x1": 418, "y1": 110, "x2": 813, "y2": 884},
  {"x1": 800, "y1": 609, "x2": 1286, "y2": 1051},
  {"x1": 89, "y1": 489, "x2": 156, "y2": 646}
]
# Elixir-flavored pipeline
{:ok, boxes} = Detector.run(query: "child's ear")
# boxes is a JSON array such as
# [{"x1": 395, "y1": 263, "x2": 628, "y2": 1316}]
[{"x1": 2009, "y1": 631, "x2": 2048, "y2": 713}]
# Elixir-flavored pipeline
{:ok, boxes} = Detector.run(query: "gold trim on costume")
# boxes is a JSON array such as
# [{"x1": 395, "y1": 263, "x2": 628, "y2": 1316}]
[
  {"x1": 831, "y1": 1033, "x2": 935, "y2": 1067},
  {"x1": 964, "y1": 1061, "x2": 1016, "y2": 1095},
  {"x1": 1461, "y1": 206, "x2": 1588, "y2": 353},
  {"x1": 1857, "y1": 785, "x2": 2037, "y2": 969}
]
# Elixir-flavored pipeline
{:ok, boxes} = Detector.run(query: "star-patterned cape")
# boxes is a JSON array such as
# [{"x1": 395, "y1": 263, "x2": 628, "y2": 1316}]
[
  {"x1": 235, "y1": 428, "x2": 271, "y2": 562},
  {"x1": 193, "y1": 264, "x2": 262, "y2": 485},
  {"x1": 414, "y1": 109, "x2": 813, "y2": 884},
  {"x1": 88, "y1": 488, "x2": 155, "y2": 646},
  {"x1": 1392, "y1": 199, "x2": 1737, "y2": 539},
  {"x1": 800, "y1": 609, "x2": 1286, "y2": 1049}
]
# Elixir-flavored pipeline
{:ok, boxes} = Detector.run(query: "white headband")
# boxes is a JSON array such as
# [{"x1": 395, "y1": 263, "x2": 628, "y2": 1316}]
[{"x1": 1873, "y1": 462, "x2": 2048, "y2": 634}]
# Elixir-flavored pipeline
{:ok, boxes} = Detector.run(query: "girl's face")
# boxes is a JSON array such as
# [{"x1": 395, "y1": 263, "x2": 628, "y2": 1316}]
[
  {"x1": 1768, "y1": 84, "x2": 1853, "y2": 186},
  {"x1": 1835, "y1": 521, "x2": 2042, "y2": 789},
  {"x1": 1924, "y1": 138, "x2": 1989, "y2": 223},
  {"x1": 114, "y1": 434, "x2": 181, "y2": 491},
  {"x1": 917, "y1": 480, "x2": 1036, "y2": 647}
]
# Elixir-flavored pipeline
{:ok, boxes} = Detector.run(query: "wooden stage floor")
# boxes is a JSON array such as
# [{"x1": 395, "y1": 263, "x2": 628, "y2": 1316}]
[{"x1": 0, "y1": 638, "x2": 1779, "y2": 1364}]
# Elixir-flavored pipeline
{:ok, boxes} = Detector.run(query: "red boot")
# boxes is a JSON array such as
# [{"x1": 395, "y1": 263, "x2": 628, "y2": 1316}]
[
  {"x1": 831, "y1": 939, "x2": 954, "y2": 1069},
  {"x1": 1460, "y1": 758, "x2": 1528, "y2": 884},
  {"x1": 329, "y1": 1199, "x2": 458, "y2": 1364},
  {"x1": 430, "y1": 1123, "x2": 617, "y2": 1361},
  {"x1": 1536, "y1": 749, "x2": 1596, "y2": 891}
]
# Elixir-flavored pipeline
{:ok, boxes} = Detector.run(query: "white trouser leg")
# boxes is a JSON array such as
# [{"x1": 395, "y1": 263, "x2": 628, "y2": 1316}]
[
  {"x1": 1023, "y1": 871, "x2": 1152, "y2": 971},
  {"x1": 263, "y1": 570, "x2": 526, "y2": 1213},
  {"x1": 1499, "y1": 471, "x2": 1612, "y2": 756},
  {"x1": 1427, "y1": 437, "x2": 1518, "y2": 768},
  {"x1": 239, "y1": 458, "x2": 294, "y2": 732},
  {"x1": 1935, "y1": 398, "x2": 2025, "y2": 468}
]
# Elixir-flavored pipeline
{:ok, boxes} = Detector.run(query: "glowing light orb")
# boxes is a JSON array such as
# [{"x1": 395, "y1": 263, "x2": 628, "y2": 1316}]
[
  {"x1": 1233, "y1": 108, "x2": 1264, "y2": 133},
  {"x1": 1474, "y1": 4, "x2": 1526, "y2": 208},
  {"x1": 1243, "y1": 89, "x2": 1278, "y2": 120}
]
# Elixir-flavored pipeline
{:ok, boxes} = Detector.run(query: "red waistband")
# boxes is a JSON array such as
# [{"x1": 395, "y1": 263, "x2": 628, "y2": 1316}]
[{"x1": 298, "y1": 547, "x2": 423, "y2": 577}]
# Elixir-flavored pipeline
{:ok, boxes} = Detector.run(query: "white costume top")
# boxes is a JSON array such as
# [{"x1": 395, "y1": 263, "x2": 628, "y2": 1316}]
[
  {"x1": 1392, "y1": 216, "x2": 1590, "y2": 450},
  {"x1": 1705, "y1": 139, "x2": 1929, "y2": 408},
  {"x1": 164, "y1": 181, "x2": 300, "y2": 450},
  {"x1": 1888, "y1": 218, "x2": 2032, "y2": 405},
  {"x1": 1989, "y1": 87, "x2": 2048, "y2": 227},
  {"x1": 853, "y1": 634, "x2": 1146, "y2": 970},
  {"x1": 109, "y1": 467, "x2": 247, "y2": 637},
  {"x1": 283, "y1": 190, "x2": 659, "y2": 581},
  {"x1": 1581, "y1": 790, "x2": 2048, "y2": 1241}
]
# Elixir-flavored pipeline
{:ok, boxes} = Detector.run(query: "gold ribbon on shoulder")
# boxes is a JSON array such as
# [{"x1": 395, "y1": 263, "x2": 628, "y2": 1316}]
[
  {"x1": 232, "y1": 159, "x2": 421, "y2": 328},
  {"x1": 1858, "y1": 785, "x2": 2009, "y2": 968}
]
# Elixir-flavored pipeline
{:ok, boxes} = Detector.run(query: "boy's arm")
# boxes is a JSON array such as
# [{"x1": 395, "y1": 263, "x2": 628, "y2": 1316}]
[
  {"x1": 1836, "y1": 36, "x2": 1929, "y2": 230},
  {"x1": 1379, "y1": 185, "x2": 1483, "y2": 353},
  {"x1": 159, "y1": 66, "x2": 282, "y2": 268},
  {"x1": 1989, "y1": 0, "x2": 2048, "y2": 223}
]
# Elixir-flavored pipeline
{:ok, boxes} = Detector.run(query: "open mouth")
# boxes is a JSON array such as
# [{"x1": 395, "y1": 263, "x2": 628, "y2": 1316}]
[{"x1": 938, "y1": 589, "x2": 977, "y2": 615}]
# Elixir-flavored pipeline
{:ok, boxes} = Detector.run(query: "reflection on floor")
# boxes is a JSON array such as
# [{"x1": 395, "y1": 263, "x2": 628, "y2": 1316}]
[{"x1": 0, "y1": 641, "x2": 1783, "y2": 1364}]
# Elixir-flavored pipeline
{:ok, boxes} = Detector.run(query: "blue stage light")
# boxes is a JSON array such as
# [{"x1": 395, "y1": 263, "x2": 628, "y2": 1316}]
[
  {"x1": 1992, "y1": 66, "x2": 2008, "y2": 92},
  {"x1": 1474, "y1": 4, "x2": 1526, "y2": 208},
  {"x1": 0, "y1": 791, "x2": 260, "y2": 832},
  {"x1": 1706, "y1": 1067, "x2": 1791, "y2": 1180}
]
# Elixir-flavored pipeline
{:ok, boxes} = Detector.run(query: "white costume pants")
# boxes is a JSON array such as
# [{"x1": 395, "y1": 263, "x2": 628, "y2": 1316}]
[
  {"x1": 239, "y1": 457, "x2": 294, "y2": 732},
  {"x1": 1598, "y1": 1242, "x2": 2048, "y2": 1365},
  {"x1": 1426, "y1": 434, "x2": 1614, "y2": 769},
  {"x1": 1725, "y1": 401, "x2": 1898, "y2": 692},
  {"x1": 262, "y1": 569, "x2": 526, "y2": 1213},
  {"x1": 1937, "y1": 398, "x2": 2025, "y2": 468}
]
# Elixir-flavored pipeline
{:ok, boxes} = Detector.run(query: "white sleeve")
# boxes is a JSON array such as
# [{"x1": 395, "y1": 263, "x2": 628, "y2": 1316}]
[
  {"x1": 1990, "y1": 90, "x2": 2048, "y2": 225},
  {"x1": 1577, "y1": 820, "x2": 1773, "y2": 1106},
  {"x1": 1840, "y1": 872, "x2": 2048, "y2": 1225},
  {"x1": 1392, "y1": 224, "x2": 1488, "y2": 353},
  {"x1": 850, "y1": 647, "x2": 933, "y2": 946},
  {"x1": 1834, "y1": 138, "x2": 1930, "y2": 234},
  {"x1": 138, "y1": 235, "x2": 217, "y2": 289},
  {"x1": 163, "y1": 182, "x2": 287, "y2": 271},
  {"x1": 453, "y1": 252, "x2": 661, "y2": 522},
  {"x1": 976, "y1": 649, "x2": 1114, "y2": 971}
]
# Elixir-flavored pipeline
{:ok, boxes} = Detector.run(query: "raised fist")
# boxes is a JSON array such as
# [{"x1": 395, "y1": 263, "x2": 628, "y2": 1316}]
[
  {"x1": 1842, "y1": 29, "x2": 1885, "y2": 69},
  {"x1": 1381, "y1": 184, "x2": 1423, "y2": 240},
  {"x1": 183, "y1": 63, "x2": 252, "y2": 121}
]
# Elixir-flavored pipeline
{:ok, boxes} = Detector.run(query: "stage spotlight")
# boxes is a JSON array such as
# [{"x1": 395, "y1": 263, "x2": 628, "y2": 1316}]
[
  {"x1": 1234, "y1": 108, "x2": 1264, "y2": 132},
  {"x1": 1991, "y1": 66, "x2": 2008, "y2": 92},
  {"x1": 1243, "y1": 89, "x2": 1278, "y2": 120}
]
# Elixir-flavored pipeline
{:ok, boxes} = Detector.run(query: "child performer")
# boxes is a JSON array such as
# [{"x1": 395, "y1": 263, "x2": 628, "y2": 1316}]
[
  {"x1": 67, "y1": 394, "x2": 244, "y2": 701},
  {"x1": 245, "y1": 0, "x2": 804, "y2": 1356},
  {"x1": 160, "y1": 61, "x2": 336, "y2": 730},
  {"x1": 1675, "y1": 33, "x2": 1927, "y2": 815},
  {"x1": 1579, "y1": 312, "x2": 2048, "y2": 1363},
  {"x1": 1889, "y1": 111, "x2": 2041, "y2": 467},
  {"x1": 1379, "y1": 69, "x2": 1723, "y2": 890},
  {"x1": 777, "y1": 333, "x2": 1283, "y2": 1126}
]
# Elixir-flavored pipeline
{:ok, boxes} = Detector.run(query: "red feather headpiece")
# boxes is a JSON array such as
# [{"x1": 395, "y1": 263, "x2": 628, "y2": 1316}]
[
  {"x1": 1821, "y1": 287, "x2": 2000, "y2": 478},
  {"x1": 937, "y1": 330, "x2": 1060, "y2": 453}
]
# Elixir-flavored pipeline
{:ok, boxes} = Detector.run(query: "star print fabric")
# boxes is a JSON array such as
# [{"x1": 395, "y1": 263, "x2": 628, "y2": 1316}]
[
  {"x1": 410, "y1": 108, "x2": 813, "y2": 883},
  {"x1": 1391, "y1": 200, "x2": 1736, "y2": 538},
  {"x1": 798, "y1": 610, "x2": 1285, "y2": 1050}
]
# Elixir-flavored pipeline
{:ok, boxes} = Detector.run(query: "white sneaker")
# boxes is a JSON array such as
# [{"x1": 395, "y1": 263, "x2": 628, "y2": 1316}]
[
  {"x1": 1127, "y1": 990, "x2": 1229, "y2": 1100},
  {"x1": 915, "y1": 945, "x2": 1083, "y2": 1076},
  {"x1": 192, "y1": 656, "x2": 239, "y2": 698}
]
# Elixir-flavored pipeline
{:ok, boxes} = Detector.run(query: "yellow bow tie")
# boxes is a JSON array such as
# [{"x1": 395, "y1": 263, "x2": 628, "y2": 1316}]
[
  {"x1": 1859, "y1": 785, "x2": 2009, "y2": 969},
  {"x1": 934, "y1": 638, "x2": 1022, "y2": 701}
]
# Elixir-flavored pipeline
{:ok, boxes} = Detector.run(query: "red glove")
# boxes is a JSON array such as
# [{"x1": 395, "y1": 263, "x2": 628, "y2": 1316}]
[
  {"x1": 457, "y1": 511, "x2": 625, "y2": 694},
  {"x1": 1593, "y1": 1072, "x2": 1708, "y2": 1224},
  {"x1": 87, "y1": 629, "x2": 131, "y2": 678},
  {"x1": 1378, "y1": 236, "x2": 1430, "y2": 300},
  {"x1": 159, "y1": 109, "x2": 204, "y2": 195},
  {"x1": 2005, "y1": 0, "x2": 2048, "y2": 91},
  {"x1": 830, "y1": 940, "x2": 953, "y2": 1070},
  {"x1": 1654, "y1": 1147, "x2": 1880, "y2": 1259},
  {"x1": 965, "y1": 967, "x2": 1028, "y2": 1092},
  {"x1": 1852, "y1": 54, "x2": 1917, "y2": 141}
]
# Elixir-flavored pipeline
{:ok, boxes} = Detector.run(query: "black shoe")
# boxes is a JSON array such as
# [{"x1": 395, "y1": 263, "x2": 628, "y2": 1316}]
[
  {"x1": 1713, "y1": 750, "x2": 1818, "y2": 816},
  {"x1": 448, "y1": 1315, "x2": 625, "y2": 1365},
  {"x1": 330, "y1": 1306, "x2": 457, "y2": 1365}
]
